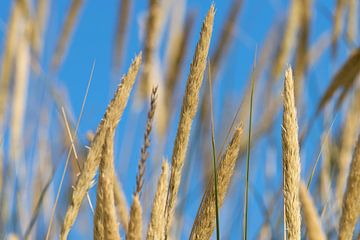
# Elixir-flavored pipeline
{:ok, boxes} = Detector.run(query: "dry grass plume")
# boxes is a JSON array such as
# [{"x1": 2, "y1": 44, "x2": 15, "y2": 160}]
[
  {"x1": 146, "y1": 160, "x2": 170, "y2": 240},
  {"x1": 338, "y1": 134, "x2": 360, "y2": 240},
  {"x1": 190, "y1": 127, "x2": 243, "y2": 240},
  {"x1": 164, "y1": 5, "x2": 215, "y2": 236},
  {"x1": 127, "y1": 194, "x2": 143, "y2": 240},
  {"x1": 60, "y1": 53, "x2": 141, "y2": 239},
  {"x1": 281, "y1": 66, "x2": 301, "y2": 240},
  {"x1": 299, "y1": 181, "x2": 326, "y2": 240}
]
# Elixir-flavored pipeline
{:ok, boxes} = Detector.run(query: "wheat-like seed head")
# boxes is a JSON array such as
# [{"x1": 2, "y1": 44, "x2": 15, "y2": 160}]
[
  {"x1": 299, "y1": 181, "x2": 326, "y2": 240},
  {"x1": 164, "y1": 5, "x2": 215, "y2": 236},
  {"x1": 127, "y1": 193, "x2": 143, "y2": 240},
  {"x1": 339, "y1": 134, "x2": 360, "y2": 240},
  {"x1": 147, "y1": 160, "x2": 170, "y2": 240},
  {"x1": 282, "y1": 66, "x2": 301, "y2": 240},
  {"x1": 190, "y1": 127, "x2": 243, "y2": 239},
  {"x1": 60, "y1": 53, "x2": 141, "y2": 239}
]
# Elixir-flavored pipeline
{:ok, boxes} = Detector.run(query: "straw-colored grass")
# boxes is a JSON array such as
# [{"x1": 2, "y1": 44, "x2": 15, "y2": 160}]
[
  {"x1": 299, "y1": 181, "x2": 326, "y2": 240},
  {"x1": 332, "y1": 0, "x2": 346, "y2": 54},
  {"x1": 0, "y1": 2, "x2": 21, "y2": 132},
  {"x1": 164, "y1": 5, "x2": 215, "y2": 236},
  {"x1": 127, "y1": 193, "x2": 143, "y2": 240},
  {"x1": 294, "y1": 0, "x2": 312, "y2": 101},
  {"x1": 346, "y1": 0, "x2": 358, "y2": 44},
  {"x1": 271, "y1": 0, "x2": 301, "y2": 79},
  {"x1": 336, "y1": 88, "x2": 360, "y2": 207},
  {"x1": 190, "y1": 127, "x2": 243, "y2": 239},
  {"x1": 146, "y1": 160, "x2": 170, "y2": 240},
  {"x1": 139, "y1": 0, "x2": 162, "y2": 99},
  {"x1": 94, "y1": 128, "x2": 120, "y2": 240},
  {"x1": 2, "y1": 1, "x2": 360, "y2": 239},
  {"x1": 338, "y1": 134, "x2": 360, "y2": 240},
  {"x1": 51, "y1": 0, "x2": 84, "y2": 71},
  {"x1": 113, "y1": 0, "x2": 131, "y2": 71},
  {"x1": 316, "y1": 47, "x2": 360, "y2": 114},
  {"x1": 114, "y1": 175, "x2": 129, "y2": 233},
  {"x1": 60, "y1": 53, "x2": 141, "y2": 239},
  {"x1": 136, "y1": 86, "x2": 157, "y2": 194},
  {"x1": 164, "y1": 14, "x2": 194, "y2": 131},
  {"x1": 281, "y1": 66, "x2": 301, "y2": 240}
]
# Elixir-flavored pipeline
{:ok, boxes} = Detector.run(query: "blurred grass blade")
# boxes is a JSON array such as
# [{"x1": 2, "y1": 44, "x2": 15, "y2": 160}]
[
  {"x1": 208, "y1": 61, "x2": 220, "y2": 240},
  {"x1": 243, "y1": 51, "x2": 256, "y2": 240}
]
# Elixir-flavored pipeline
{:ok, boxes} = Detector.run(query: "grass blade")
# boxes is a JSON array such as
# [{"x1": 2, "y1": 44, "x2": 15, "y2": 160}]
[
  {"x1": 243, "y1": 51, "x2": 256, "y2": 240},
  {"x1": 208, "y1": 62, "x2": 220, "y2": 240}
]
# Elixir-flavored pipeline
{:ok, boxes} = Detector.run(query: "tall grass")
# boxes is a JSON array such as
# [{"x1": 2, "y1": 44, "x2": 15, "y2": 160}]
[{"x1": 1, "y1": 1, "x2": 360, "y2": 239}]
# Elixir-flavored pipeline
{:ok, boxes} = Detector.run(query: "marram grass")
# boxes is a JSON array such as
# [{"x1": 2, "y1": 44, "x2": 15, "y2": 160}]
[{"x1": 1, "y1": 1, "x2": 360, "y2": 239}]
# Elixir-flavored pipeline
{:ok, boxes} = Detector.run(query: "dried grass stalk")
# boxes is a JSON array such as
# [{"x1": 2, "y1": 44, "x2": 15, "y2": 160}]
[
  {"x1": 210, "y1": 0, "x2": 242, "y2": 78},
  {"x1": 164, "y1": 13, "x2": 195, "y2": 130},
  {"x1": 60, "y1": 54, "x2": 141, "y2": 239},
  {"x1": 9, "y1": 18, "x2": 31, "y2": 234},
  {"x1": 332, "y1": 0, "x2": 346, "y2": 55},
  {"x1": 281, "y1": 67, "x2": 301, "y2": 240},
  {"x1": 0, "y1": 2, "x2": 21, "y2": 131},
  {"x1": 146, "y1": 160, "x2": 170, "y2": 240},
  {"x1": 294, "y1": 0, "x2": 312, "y2": 101},
  {"x1": 319, "y1": 129, "x2": 332, "y2": 203},
  {"x1": 10, "y1": 17, "x2": 30, "y2": 162},
  {"x1": 94, "y1": 173, "x2": 105, "y2": 240},
  {"x1": 94, "y1": 129, "x2": 121, "y2": 240},
  {"x1": 114, "y1": 176, "x2": 129, "y2": 233},
  {"x1": 32, "y1": 0, "x2": 49, "y2": 57},
  {"x1": 338, "y1": 134, "x2": 360, "y2": 240},
  {"x1": 190, "y1": 127, "x2": 243, "y2": 240},
  {"x1": 139, "y1": 0, "x2": 162, "y2": 99},
  {"x1": 299, "y1": 181, "x2": 326, "y2": 240},
  {"x1": 316, "y1": 47, "x2": 360, "y2": 114},
  {"x1": 113, "y1": 0, "x2": 131, "y2": 70},
  {"x1": 51, "y1": 0, "x2": 84, "y2": 71},
  {"x1": 271, "y1": 0, "x2": 301, "y2": 79},
  {"x1": 136, "y1": 86, "x2": 157, "y2": 194},
  {"x1": 164, "y1": 5, "x2": 215, "y2": 235},
  {"x1": 346, "y1": 0, "x2": 358, "y2": 44},
  {"x1": 127, "y1": 194, "x2": 143, "y2": 240},
  {"x1": 336, "y1": 88, "x2": 360, "y2": 207}
]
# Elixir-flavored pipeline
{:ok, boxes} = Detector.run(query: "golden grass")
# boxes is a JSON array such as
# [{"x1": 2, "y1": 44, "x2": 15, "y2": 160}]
[
  {"x1": 346, "y1": 0, "x2": 358, "y2": 44},
  {"x1": 139, "y1": 0, "x2": 162, "y2": 99},
  {"x1": 0, "y1": 2, "x2": 21, "y2": 132},
  {"x1": 336, "y1": 88, "x2": 360, "y2": 207},
  {"x1": 60, "y1": 53, "x2": 141, "y2": 239},
  {"x1": 271, "y1": 0, "x2": 301, "y2": 79},
  {"x1": 2, "y1": 1, "x2": 360, "y2": 239},
  {"x1": 190, "y1": 127, "x2": 243, "y2": 239},
  {"x1": 282, "y1": 67, "x2": 301, "y2": 240},
  {"x1": 51, "y1": 0, "x2": 84, "y2": 71},
  {"x1": 146, "y1": 160, "x2": 170, "y2": 240},
  {"x1": 299, "y1": 181, "x2": 326, "y2": 240},
  {"x1": 113, "y1": 0, "x2": 131, "y2": 71},
  {"x1": 164, "y1": 13, "x2": 194, "y2": 131},
  {"x1": 32, "y1": 0, "x2": 49, "y2": 58},
  {"x1": 136, "y1": 86, "x2": 157, "y2": 194},
  {"x1": 332, "y1": 0, "x2": 346, "y2": 55},
  {"x1": 210, "y1": 0, "x2": 242, "y2": 79},
  {"x1": 339, "y1": 134, "x2": 360, "y2": 240},
  {"x1": 94, "y1": 128, "x2": 120, "y2": 240},
  {"x1": 114, "y1": 175, "x2": 129, "y2": 233},
  {"x1": 164, "y1": 5, "x2": 215, "y2": 236},
  {"x1": 294, "y1": 0, "x2": 312, "y2": 101},
  {"x1": 127, "y1": 193, "x2": 143, "y2": 240},
  {"x1": 317, "y1": 47, "x2": 360, "y2": 115}
]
